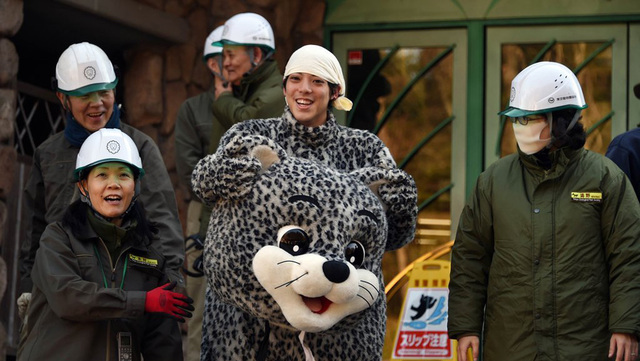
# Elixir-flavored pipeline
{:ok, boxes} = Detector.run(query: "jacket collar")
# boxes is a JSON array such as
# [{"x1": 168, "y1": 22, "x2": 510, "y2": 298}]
[
  {"x1": 283, "y1": 106, "x2": 338, "y2": 148},
  {"x1": 63, "y1": 200, "x2": 149, "y2": 251},
  {"x1": 234, "y1": 60, "x2": 279, "y2": 99},
  {"x1": 87, "y1": 209, "x2": 139, "y2": 248},
  {"x1": 519, "y1": 146, "x2": 583, "y2": 179}
]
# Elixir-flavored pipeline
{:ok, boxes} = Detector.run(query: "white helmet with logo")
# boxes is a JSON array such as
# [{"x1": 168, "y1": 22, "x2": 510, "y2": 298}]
[
  {"x1": 214, "y1": 12, "x2": 275, "y2": 52},
  {"x1": 75, "y1": 128, "x2": 144, "y2": 181},
  {"x1": 56, "y1": 42, "x2": 118, "y2": 96},
  {"x1": 499, "y1": 61, "x2": 587, "y2": 117},
  {"x1": 203, "y1": 25, "x2": 225, "y2": 61}
]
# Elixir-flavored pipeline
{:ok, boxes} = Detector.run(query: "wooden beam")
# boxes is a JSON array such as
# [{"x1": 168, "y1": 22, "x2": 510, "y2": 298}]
[{"x1": 55, "y1": 0, "x2": 189, "y2": 43}]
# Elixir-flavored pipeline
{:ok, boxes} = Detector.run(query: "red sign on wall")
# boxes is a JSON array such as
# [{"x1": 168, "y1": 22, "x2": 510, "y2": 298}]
[{"x1": 348, "y1": 50, "x2": 363, "y2": 65}]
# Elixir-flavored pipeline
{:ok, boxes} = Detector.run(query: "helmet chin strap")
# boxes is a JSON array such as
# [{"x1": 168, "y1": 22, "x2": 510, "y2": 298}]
[
  {"x1": 209, "y1": 55, "x2": 227, "y2": 84},
  {"x1": 246, "y1": 47, "x2": 273, "y2": 76},
  {"x1": 213, "y1": 58, "x2": 227, "y2": 84},
  {"x1": 547, "y1": 109, "x2": 582, "y2": 149},
  {"x1": 566, "y1": 109, "x2": 582, "y2": 132}
]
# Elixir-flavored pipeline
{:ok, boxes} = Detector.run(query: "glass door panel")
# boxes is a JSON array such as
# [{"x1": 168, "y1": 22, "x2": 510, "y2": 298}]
[
  {"x1": 485, "y1": 24, "x2": 627, "y2": 165},
  {"x1": 333, "y1": 29, "x2": 467, "y2": 359}
]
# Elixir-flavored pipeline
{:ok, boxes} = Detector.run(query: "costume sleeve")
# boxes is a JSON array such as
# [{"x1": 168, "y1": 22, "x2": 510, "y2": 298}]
[
  {"x1": 212, "y1": 85, "x2": 284, "y2": 124},
  {"x1": 174, "y1": 100, "x2": 203, "y2": 199},
  {"x1": 600, "y1": 170, "x2": 640, "y2": 337},
  {"x1": 31, "y1": 223, "x2": 146, "y2": 321},
  {"x1": 19, "y1": 148, "x2": 47, "y2": 293},
  {"x1": 192, "y1": 120, "x2": 272, "y2": 206},
  {"x1": 448, "y1": 174, "x2": 494, "y2": 339},
  {"x1": 135, "y1": 133, "x2": 185, "y2": 287},
  {"x1": 366, "y1": 135, "x2": 417, "y2": 251}
]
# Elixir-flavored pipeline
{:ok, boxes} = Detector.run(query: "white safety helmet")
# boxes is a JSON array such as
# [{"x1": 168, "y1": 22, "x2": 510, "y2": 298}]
[
  {"x1": 56, "y1": 42, "x2": 118, "y2": 96},
  {"x1": 499, "y1": 61, "x2": 587, "y2": 117},
  {"x1": 214, "y1": 12, "x2": 275, "y2": 52},
  {"x1": 74, "y1": 129, "x2": 144, "y2": 181},
  {"x1": 203, "y1": 25, "x2": 224, "y2": 62}
]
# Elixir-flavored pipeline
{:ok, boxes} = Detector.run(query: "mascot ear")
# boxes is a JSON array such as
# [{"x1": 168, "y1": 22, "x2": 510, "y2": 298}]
[
  {"x1": 212, "y1": 135, "x2": 287, "y2": 200},
  {"x1": 251, "y1": 145, "x2": 281, "y2": 173},
  {"x1": 349, "y1": 167, "x2": 418, "y2": 251},
  {"x1": 349, "y1": 167, "x2": 413, "y2": 209}
]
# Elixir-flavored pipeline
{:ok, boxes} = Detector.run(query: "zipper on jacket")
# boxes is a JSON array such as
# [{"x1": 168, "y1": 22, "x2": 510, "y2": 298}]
[
  {"x1": 96, "y1": 238, "x2": 131, "y2": 288},
  {"x1": 550, "y1": 179, "x2": 560, "y2": 359},
  {"x1": 95, "y1": 238, "x2": 132, "y2": 361}
]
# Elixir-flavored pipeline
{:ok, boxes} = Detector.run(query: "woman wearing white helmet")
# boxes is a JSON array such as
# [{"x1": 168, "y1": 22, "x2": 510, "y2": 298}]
[
  {"x1": 449, "y1": 61, "x2": 640, "y2": 361},
  {"x1": 19, "y1": 42, "x2": 185, "y2": 302},
  {"x1": 19, "y1": 129, "x2": 193, "y2": 361},
  {"x1": 192, "y1": 44, "x2": 417, "y2": 361}
]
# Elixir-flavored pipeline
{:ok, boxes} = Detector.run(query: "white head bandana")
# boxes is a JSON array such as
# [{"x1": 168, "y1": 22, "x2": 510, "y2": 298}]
[{"x1": 284, "y1": 45, "x2": 353, "y2": 111}]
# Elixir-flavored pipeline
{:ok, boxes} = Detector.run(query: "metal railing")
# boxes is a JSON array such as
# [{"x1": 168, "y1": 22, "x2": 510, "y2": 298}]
[
  {"x1": 15, "y1": 81, "x2": 65, "y2": 157},
  {"x1": 385, "y1": 240, "x2": 454, "y2": 300}
]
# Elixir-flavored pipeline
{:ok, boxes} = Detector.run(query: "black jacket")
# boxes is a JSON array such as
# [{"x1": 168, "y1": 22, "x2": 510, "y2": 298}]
[{"x1": 19, "y1": 201, "x2": 183, "y2": 361}]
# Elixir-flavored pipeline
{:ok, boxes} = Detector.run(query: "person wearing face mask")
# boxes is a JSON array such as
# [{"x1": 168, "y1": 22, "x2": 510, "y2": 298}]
[
  {"x1": 192, "y1": 44, "x2": 417, "y2": 360},
  {"x1": 18, "y1": 42, "x2": 186, "y2": 334},
  {"x1": 448, "y1": 61, "x2": 640, "y2": 361},
  {"x1": 19, "y1": 129, "x2": 193, "y2": 361}
]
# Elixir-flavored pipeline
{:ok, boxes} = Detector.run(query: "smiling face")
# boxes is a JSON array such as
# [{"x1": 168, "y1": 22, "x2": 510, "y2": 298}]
[
  {"x1": 222, "y1": 45, "x2": 260, "y2": 86},
  {"x1": 79, "y1": 162, "x2": 135, "y2": 226},
  {"x1": 284, "y1": 73, "x2": 338, "y2": 128},
  {"x1": 58, "y1": 90, "x2": 115, "y2": 132}
]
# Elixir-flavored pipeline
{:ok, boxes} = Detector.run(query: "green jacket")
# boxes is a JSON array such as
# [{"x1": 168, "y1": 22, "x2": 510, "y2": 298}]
[
  {"x1": 199, "y1": 60, "x2": 285, "y2": 236},
  {"x1": 175, "y1": 86, "x2": 232, "y2": 199},
  {"x1": 448, "y1": 147, "x2": 640, "y2": 361},
  {"x1": 19, "y1": 201, "x2": 183, "y2": 361},
  {"x1": 20, "y1": 123, "x2": 184, "y2": 293},
  {"x1": 212, "y1": 59, "x2": 285, "y2": 128}
]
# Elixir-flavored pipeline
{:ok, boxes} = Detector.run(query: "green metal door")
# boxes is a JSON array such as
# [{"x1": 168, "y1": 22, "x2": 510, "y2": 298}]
[{"x1": 332, "y1": 28, "x2": 468, "y2": 359}]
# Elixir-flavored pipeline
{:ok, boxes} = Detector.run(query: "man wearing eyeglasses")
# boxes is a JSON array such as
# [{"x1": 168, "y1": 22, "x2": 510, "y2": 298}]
[{"x1": 448, "y1": 62, "x2": 640, "y2": 361}]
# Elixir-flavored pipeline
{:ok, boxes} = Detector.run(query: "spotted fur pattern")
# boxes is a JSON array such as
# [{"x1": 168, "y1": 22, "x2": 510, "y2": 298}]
[{"x1": 192, "y1": 110, "x2": 417, "y2": 360}]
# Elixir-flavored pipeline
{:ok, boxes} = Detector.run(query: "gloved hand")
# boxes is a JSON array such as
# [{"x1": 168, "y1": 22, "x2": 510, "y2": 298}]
[
  {"x1": 349, "y1": 167, "x2": 418, "y2": 251},
  {"x1": 191, "y1": 135, "x2": 286, "y2": 203},
  {"x1": 144, "y1": 281, "x2": 194, "y2": 323},
  {"x1": 377, "y1": 169, "x2": 418, "y2": 250},
  {"x1": 17, "y1": 292, "x2": 32, "y2": 322}
]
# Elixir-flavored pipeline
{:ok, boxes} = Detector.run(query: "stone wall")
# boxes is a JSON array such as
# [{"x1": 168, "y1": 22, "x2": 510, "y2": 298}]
[
  {"x1": 124, "y1": 0, "x2": 326, "y2": 232},
  {"x1": 0, "y1": 0, "x2": 325, "y2": 353},
  {"x1": 0, "y1": 0, "x2": 23, "y2": 357}
]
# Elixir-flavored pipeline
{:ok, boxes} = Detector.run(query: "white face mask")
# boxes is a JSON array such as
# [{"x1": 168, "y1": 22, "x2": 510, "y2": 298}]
[{"x1": 512, "y1": 114, "x2": 552, "y2": 155}]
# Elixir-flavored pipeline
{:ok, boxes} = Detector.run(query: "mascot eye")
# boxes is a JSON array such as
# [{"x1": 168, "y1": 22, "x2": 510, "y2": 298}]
[
  {"x1": 277, "y1": 226, "x2": 310, "y2": 256},
  {"x1": 344, "y1": 241, "x2": 366, "y2": 267}
]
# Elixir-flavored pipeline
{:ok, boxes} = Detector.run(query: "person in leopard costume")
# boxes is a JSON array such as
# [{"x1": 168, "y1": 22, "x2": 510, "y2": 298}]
[{"x1": 192, "y1": 45, "x2": 417, "y2": 360}]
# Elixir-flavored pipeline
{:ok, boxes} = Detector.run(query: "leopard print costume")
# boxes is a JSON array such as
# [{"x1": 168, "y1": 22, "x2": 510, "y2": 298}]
[{"x1": 192, "y1": 108, "x2": 417, "y2": 360}]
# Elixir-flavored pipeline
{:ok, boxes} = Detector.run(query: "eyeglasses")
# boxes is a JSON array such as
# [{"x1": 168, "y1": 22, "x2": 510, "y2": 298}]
[{"x1": 510, "y1": 115, "x2": 546, "y2": 126}]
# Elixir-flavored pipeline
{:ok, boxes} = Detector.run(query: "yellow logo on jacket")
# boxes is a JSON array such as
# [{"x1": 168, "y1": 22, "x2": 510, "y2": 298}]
[
  {"x1": 129, "y1": 254, "x2": 158, "y2": 267},
  {"x1": 570, "y1": 191, "x2": 602, "y2": 202}
]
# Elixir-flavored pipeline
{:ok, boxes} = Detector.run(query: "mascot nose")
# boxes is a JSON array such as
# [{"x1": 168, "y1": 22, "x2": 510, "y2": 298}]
[{"x1": 322, "y1": 260, "x2": 350, "y2": 283}]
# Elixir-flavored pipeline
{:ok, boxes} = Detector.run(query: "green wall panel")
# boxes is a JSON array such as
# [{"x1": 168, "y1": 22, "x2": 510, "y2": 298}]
[{"x1": 326, "y1": 0, "x2": 640, "y2": 24}]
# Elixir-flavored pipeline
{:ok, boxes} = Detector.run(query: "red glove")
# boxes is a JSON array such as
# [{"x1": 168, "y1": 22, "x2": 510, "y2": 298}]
[{"x1": 144, "y1": 281, "x2": 194, "y2": 322}]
